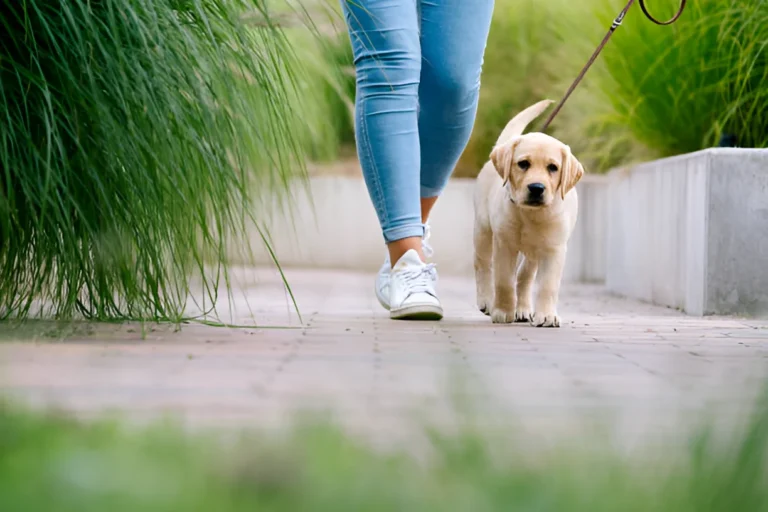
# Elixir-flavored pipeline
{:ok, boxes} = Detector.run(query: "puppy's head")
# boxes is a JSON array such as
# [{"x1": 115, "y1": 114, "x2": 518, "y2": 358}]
[{"x1": 490, "y1": 133, "x2": 584, "y2": 208}]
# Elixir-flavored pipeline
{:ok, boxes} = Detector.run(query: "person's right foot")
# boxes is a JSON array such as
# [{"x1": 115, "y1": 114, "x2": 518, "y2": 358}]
[
  {"x1": 388, "y1": 249, "x2": 443, "y2": 320},
  {"x1": 375, "y1": 224, "x2": 434, "y2": 311}
]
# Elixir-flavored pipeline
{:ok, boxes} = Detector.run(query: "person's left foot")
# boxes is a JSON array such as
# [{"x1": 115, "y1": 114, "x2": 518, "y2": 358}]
[{"x1": 375, "y1": 224, "x2": 434, "y2": 310}]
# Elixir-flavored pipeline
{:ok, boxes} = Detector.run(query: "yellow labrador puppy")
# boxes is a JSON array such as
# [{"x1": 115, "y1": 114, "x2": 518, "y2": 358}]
[{"x1": 473, "y1": 100, "x2": 584, "y2": 327}]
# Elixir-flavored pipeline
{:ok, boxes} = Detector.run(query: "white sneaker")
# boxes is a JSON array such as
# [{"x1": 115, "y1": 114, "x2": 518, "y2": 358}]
[
  {"x1": 375, "y1": 225, "x2": 435, "y2": 311},
  {"x1": 388, "y1": 249, "x2": 443, "y2": 320}
]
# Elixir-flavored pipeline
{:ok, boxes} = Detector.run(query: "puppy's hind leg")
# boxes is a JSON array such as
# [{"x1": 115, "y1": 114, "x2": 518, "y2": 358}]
[
  {"x1": 515, "y1": 255, "x2": 537, "y2": 323},
  {"x1": 473, "y1": 223, "x2": 493, "y2": 316}
]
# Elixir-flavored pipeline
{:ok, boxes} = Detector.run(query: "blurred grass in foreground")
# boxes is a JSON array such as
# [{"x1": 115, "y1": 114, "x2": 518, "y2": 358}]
[{"x1": 1, "y1": 391, "x2": 767, "y2": 512}]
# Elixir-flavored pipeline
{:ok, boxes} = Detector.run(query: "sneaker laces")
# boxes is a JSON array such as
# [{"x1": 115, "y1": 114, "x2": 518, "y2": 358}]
[{"x1": 399, "y1": 263, "x2": 438, "y2": 295}]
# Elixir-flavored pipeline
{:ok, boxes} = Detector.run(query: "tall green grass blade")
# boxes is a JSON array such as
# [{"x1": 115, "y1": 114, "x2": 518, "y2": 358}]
[{"x1": 0, "y1": 0, "x2": 334, "y2": 322}]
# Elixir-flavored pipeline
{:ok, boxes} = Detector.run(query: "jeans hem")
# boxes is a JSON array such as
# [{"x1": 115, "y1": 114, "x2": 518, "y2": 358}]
[
  {"x1": 420, "y1": 184, "x2": 445, "y2": 198},
  {"x1": 383, "y1": 224, "x2": 425, "y2": 244}
]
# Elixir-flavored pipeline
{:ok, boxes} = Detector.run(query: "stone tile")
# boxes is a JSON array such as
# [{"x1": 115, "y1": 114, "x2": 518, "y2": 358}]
[{"x1": 1, "y1": 267, "x2": 767, "y2": 446}]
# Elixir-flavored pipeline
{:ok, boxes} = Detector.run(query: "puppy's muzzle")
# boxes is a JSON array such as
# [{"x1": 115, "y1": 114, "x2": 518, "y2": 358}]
[{"x1": 526, "y1": 182, "x2": 546, "y2": 205}]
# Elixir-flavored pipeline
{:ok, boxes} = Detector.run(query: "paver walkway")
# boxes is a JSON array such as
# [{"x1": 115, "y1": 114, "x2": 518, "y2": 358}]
[{"x1": 1, "y1": 267, "x2": 767, "y2": 446}]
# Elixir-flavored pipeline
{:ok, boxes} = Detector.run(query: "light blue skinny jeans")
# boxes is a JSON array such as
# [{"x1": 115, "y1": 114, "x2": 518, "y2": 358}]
[{"x1": 342, "y1": 0, "x2": 494, "y2": 243}]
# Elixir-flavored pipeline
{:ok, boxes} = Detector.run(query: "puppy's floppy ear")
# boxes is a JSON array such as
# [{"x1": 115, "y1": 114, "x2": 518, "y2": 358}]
[
  {"x1": 490, "y1": 137, "x2": 521, "y2": 187},
  {"x1": 559, "y1": 144, "x2": 584, "y2": 199}
]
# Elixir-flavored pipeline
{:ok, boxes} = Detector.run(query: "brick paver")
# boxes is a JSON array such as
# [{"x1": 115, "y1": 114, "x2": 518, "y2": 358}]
[{"x1": 1, "y1": 267, "x2": 767, "y2": 446}]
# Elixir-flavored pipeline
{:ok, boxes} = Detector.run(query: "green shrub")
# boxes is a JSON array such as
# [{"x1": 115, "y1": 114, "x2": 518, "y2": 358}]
[
  {"x1": 0, "y1": 0, "x2": 333, "y2": 321},
  {"x1": 457, "y1": 0, "x2": 652, "y2": 175},
  {"x1": 460, "y1": 0, "x2": 768, "y2": 175},
  {"x1": 456, "y1": 0, "x2": 578, "y2": 176},
  {"x1": 273, "y1": 0, "x2": 355, "y2": 164},
  {"x1": 289, "y1": 29, "x2": 356, "y2": 163},
  {"x1": 555, "y1": 0, "x2": 768, "y2": 170},
  {"x1": 294, "y1": 1, "x2": 767, "y2": 176}
]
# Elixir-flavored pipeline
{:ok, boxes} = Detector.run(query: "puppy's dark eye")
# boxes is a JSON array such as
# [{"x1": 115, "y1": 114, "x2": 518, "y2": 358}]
[
  {"x1": 517, "y1": 160, "x2": 531, "y2": 170},
  {"x1": 547, "y1": 164, "x2": 559, "y2": 173}
]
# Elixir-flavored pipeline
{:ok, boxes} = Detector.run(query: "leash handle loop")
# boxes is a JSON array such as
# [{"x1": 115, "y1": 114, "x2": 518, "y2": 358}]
[{"x1": 639, "y1": 0, "x2": 687, "y2": 25}]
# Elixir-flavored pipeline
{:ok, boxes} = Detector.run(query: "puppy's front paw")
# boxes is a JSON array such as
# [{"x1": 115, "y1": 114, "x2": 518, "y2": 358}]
[
  {"x1": 532, "y1": 312, "x2": 561, "y2": 328},
  {"x1": 477, "y1": 299, "x2": 492, "y2": 316},
  {"x1": 514, "y1": 308, "x2": 533, "y2": 323},
  {"x1": 491, "y1": 308, "x2": 515, "y2": 324}
]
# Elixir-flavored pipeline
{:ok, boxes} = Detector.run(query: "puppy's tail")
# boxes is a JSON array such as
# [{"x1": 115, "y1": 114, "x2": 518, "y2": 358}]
[{"x1": 495, "y1": 99, "x2": 555, "y2": 146}]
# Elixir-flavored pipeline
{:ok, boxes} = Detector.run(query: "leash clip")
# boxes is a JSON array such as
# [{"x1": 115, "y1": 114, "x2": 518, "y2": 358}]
[{"x1": 611, "y1": 11, "x2": 626, "y2": 30}]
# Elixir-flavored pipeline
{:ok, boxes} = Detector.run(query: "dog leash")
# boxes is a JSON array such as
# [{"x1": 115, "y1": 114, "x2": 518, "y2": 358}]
[{"x1": 539, "y1": 0, "x2": 687, "y2": 132}]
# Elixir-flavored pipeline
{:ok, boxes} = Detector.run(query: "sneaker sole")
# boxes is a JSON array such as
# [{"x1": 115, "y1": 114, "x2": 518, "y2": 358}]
[
  {"x1": 375, "y1": 283, "x2": 391, "y2": 311},
  {"x1": 390, "y1": 304, "x2": 443, "y2": 321}
]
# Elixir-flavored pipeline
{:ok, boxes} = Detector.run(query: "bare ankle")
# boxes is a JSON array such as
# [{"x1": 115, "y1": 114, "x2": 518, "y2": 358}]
[
  {"x1": 388, "y1": 237, "x2": 424, "y2": 267},
  {"x1": 420, "y1": 196, "x2": 438, "y2": 224}
]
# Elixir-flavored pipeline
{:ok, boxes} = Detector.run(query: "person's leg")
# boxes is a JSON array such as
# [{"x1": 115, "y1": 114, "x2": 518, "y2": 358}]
[
  {"x1": 418, "y1": 0, "x2": 495, "y2": 214},
  {"x1": 342, "y1": 0, "x2": 442, "y2": 319},
  {"x1": 341, "y1": 0, "x2": 424, "y2": 266}
]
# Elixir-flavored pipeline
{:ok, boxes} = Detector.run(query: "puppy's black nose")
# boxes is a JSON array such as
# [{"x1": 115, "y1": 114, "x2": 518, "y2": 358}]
[{"x1": 527, "y1": 183, "x2": 546, "y2": 198}]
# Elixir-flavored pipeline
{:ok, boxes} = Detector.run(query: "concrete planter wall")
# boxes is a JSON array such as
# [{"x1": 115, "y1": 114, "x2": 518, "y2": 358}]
[
  {"x1": 605, "y1": 149, "x2": 768, "y2": 317},
  {"x1": 248, "y1": 174, "x2": 608, "y2": 284},
  {"x1": 249, "y1": 148, "x2": 768, "y2": 317}
]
